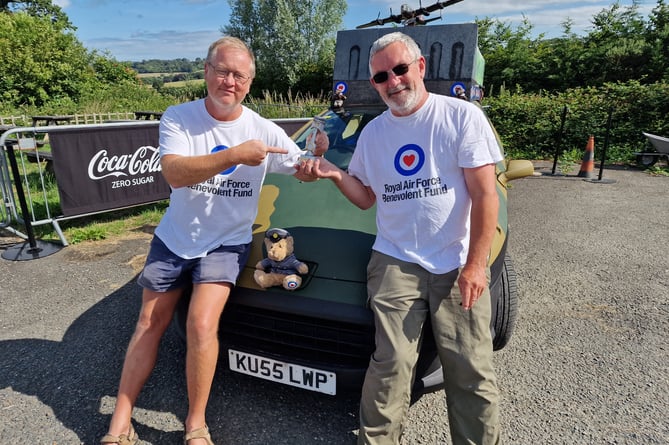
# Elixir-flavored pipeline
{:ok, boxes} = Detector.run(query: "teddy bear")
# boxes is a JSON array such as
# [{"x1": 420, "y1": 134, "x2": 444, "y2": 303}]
[{"x1": 253, "y1": 228, "x2": 309, "y2": 291}]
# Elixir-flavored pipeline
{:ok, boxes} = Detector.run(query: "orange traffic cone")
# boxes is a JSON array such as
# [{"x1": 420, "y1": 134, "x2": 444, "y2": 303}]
[{"x1": 577, "y1": 135, "x2": 595, "y2": 178}]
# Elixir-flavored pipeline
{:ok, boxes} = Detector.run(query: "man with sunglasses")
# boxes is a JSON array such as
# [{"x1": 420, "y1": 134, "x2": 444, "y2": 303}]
[
  {"x1": 298, "y1": 32, "x2": 502, "y2": 444},
  {"x1": 102, "y1": 37, "x2": 326, "y2": 445}
]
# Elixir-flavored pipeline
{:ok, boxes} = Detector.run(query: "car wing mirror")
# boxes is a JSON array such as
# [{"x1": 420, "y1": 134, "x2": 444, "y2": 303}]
[{"x1": 498, "y1": 159, "x2": 535, "y2": 186}]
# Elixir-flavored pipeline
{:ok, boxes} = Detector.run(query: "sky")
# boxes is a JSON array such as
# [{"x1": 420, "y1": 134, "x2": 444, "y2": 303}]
[{"x1": 53, "y1": 0, "x2": 656, "y2": 62}]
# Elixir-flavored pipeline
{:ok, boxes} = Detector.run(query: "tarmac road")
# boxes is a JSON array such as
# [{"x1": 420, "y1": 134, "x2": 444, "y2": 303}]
[{"x1": 1, "y1": 162, "x2": 667, "y2": 444}]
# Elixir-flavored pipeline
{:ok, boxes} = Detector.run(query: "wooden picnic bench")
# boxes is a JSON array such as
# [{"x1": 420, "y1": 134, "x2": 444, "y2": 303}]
[
  {"x1": 23, "y1": 150, "x2": 54, "y2": 173},
  {"x1": 31, "y1": 115, "x2": 74, "y2": 126},
  {"x1": 134, "y1": 111, "x2": 163, "y2": 120}
]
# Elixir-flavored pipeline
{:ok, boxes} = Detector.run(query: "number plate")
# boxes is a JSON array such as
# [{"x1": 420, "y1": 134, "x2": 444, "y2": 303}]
[{"x1": 228, "y1": 349, "x2": 336, "y2": 395}]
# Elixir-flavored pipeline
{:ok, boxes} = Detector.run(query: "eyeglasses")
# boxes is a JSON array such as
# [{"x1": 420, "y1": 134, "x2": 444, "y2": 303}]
[
  {"x1": 207, "y1": 62, "x2": 251, "y2": 85},
  {"x1": 371, "y1": 59, "x2": 417, "y2": 84}
]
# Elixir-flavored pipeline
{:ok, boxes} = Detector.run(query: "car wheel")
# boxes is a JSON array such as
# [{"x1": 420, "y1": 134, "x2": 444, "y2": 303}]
[
  {"x1": 636, "y1": 154, "x2": 658, "y2": 168},
  {"x1": 490, "y1": 253, "x2": 518, "y2": 351}
]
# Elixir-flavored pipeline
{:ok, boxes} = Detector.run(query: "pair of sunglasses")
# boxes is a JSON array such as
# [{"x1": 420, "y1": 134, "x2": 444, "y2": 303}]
[{"x1": 371, "y1": 59, "x2": 417, "y2": 84}]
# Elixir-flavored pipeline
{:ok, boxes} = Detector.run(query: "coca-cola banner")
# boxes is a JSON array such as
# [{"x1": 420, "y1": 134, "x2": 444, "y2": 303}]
[{"x1": 49, "y1": 124, "x2": 170, "y2": 217}]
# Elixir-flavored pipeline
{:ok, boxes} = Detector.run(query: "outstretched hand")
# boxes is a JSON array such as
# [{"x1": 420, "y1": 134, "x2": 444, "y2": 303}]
[{"x1": 295, "y1": 157, "x2": 342, "y2": 181}]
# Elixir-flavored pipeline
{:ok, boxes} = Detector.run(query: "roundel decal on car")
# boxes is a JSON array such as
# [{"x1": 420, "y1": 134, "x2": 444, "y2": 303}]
[
  {"x1": 211, "y1": 145, "x2": 237, "y2": 175},
  {"x1": 394, "y1": 144, "x2": 425, "y2": 176},
  {"x1": 450, "y1": 82, "x2": 466, "y2": 97},
  {"x1": 334, "y1": 81, "x2": 348, "y2": 95}
]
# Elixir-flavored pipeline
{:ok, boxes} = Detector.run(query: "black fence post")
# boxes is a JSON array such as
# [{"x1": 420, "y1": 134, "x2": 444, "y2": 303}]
[
  {"x1": 598, "y1": 107, "x2": 614, "y2": 180},
  {"x1": 551, "y1": 105, "x2": 569, "y2": 175},
  {"x1": 585, "y1": 107, "x2": 616, "y2": 185}
]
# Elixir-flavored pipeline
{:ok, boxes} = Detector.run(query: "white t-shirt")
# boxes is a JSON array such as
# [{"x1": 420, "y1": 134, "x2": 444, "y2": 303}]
[
  {"x1": 155, "y1": 99, "x2": 303, "y2": 259},
  {"x1": 348, "y1": 93, "x2": 503, "y2": 274}
]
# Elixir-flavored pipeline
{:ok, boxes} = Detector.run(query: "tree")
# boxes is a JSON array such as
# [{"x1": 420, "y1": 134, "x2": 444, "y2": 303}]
[
  {"x1": 0, "y1": 11, "x2": 91, "y2": 107},
  {"x1": 0, "y1": 5, "x2": 141, "y2": 109},
  {"x1": 582, "y1": 1, "x2": 649, "y2": 84},
  {"x1": 223, "y1": 0, "x2": 345, "y2": 95},
  {"x1": 1, "y1": 0, "x2": 73, "y2": 30},
  {"x1": 476, "y1": 1, "x2": 669, "y2": 94},
  {"x1": 645, "y1": 0, "x2": 669, "y2": 82},
  {"x1": 476, "y1": 16, "x2": 548, "y2": 94}
]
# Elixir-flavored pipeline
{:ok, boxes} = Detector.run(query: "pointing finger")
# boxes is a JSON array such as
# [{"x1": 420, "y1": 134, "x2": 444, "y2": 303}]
[{"x1": 266, "y1": 146, "x2": 289, "y2": 155}]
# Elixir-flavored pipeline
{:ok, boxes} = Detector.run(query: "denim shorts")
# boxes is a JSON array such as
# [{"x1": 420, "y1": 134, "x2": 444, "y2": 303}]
[{"x1": 137, "y1": 235, "x2": 251, "y2": 292}]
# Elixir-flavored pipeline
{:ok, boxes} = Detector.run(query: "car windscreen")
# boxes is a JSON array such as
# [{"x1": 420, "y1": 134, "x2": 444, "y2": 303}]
[{"x1": 293, "y1": 109, "x2": 381, "y2": 170}]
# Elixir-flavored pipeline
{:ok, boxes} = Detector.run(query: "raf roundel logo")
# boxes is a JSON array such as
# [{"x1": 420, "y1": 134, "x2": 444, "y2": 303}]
[
  {"x1": 394, "y1": 144, "x2": 425, "y2": 176},
  {"x1": 211, "y1": 145, "x2": 237, "y2": 175},
  {"x1": 334, "y1": 81, "x2": 348, "y2": 95},
  {"x1": 450, "y1": 82, "x2": 466, "y2": 97}
]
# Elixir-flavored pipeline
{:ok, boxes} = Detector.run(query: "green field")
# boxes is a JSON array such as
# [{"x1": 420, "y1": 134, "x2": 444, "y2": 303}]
[{"x1": 162, "y1": 79, "x2": 205, "y2": 88}]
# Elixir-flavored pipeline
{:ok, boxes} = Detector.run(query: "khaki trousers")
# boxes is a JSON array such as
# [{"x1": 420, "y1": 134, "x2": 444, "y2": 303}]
[{"x1": 358, "y1": 251, "x2": 500, "y2": 445}]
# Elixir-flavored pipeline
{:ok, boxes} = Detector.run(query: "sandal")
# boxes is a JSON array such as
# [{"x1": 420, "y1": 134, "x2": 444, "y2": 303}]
[
  {"x1": 100, "y1": 424, "x2": 139, "y2": 445},
  {"x1": 184, "y1": 425, "x2": 214, "y2": 445}
]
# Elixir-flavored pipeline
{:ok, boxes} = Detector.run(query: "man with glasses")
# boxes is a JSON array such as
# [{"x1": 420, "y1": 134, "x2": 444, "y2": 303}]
[
  {"x1": 298, "y1": 32, "x2": 502, "y2": 444},
  {"x1": 101, "y1": 37, "x2": 327, "y2": 445}
]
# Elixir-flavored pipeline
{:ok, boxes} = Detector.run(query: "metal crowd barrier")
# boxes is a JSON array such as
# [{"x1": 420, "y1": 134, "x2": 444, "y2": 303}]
[
  {"x1": 0, "y1": 135, "x2": 17, "y2": 231},
  {"x1": 0, "y1": 121, "x2": 160, "y2": 259}
]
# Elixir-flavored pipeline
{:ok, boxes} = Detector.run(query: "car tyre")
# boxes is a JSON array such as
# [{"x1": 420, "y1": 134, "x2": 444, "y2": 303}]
[{"x1": 491, "y1": 253, "x2": 518, "y2": 351}]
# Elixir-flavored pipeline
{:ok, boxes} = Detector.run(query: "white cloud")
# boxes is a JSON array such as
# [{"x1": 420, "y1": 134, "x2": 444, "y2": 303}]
[{"x1": 89, "y1": 30, "x2": 220, "y2": 61}]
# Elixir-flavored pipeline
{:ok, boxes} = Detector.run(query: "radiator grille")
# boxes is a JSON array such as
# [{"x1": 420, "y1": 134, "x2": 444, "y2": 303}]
[{"x1": 220, "y1": 303, "x2": 375, "y2": 367}]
